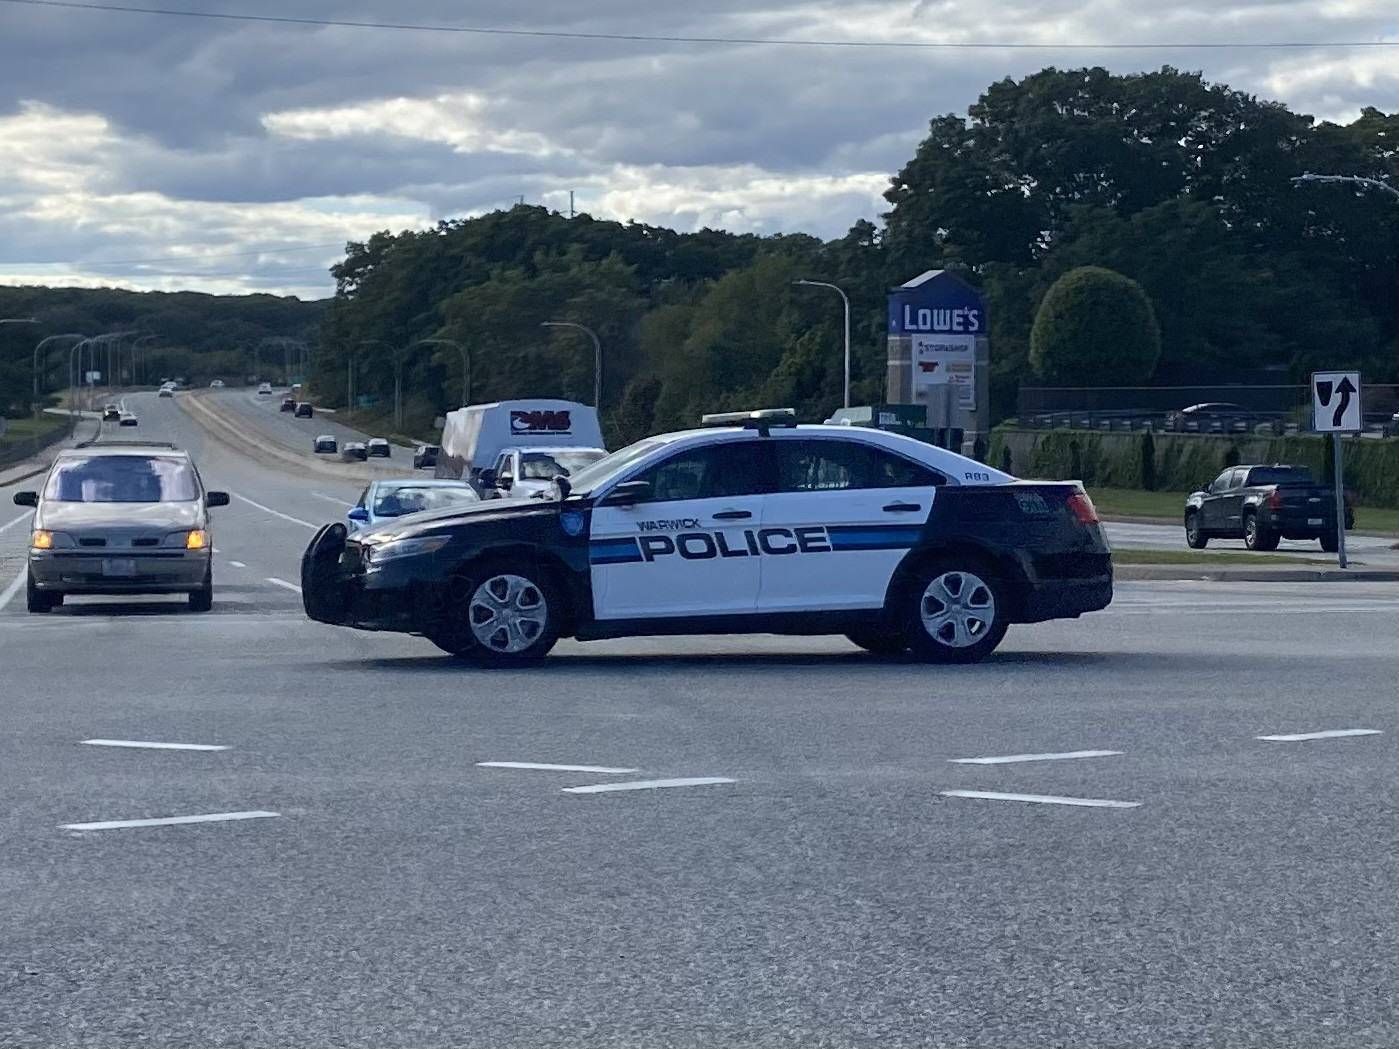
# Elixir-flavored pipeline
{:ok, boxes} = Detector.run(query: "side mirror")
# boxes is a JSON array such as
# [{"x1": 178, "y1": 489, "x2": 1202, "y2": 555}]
[
  {"x1": 205, "y1": 491, "x2": 230, "y2": 508},
  {"x1": 13, "y1": 491, "x2": 38, "y2": 507},
  {"x1": 601, "y1": 480, "x2": 652, "y2": 507},
  {"x1": 347, "y1": 507, "x2": 369, "y2": 523}
]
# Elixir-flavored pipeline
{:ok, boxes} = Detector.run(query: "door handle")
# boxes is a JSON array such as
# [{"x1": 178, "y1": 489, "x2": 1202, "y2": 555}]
[
  {"x1": 712, "y1": 509, "x2": 752, "y2": 520},
  {"x1": 882, "y1": 502, "x2": 923, "y2": 513}
]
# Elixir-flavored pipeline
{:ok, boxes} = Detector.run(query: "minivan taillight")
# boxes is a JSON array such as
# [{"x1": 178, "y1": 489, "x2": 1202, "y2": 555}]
[{"x1": 1066, "y1": 489, "x2": 1099, "y2": 525}]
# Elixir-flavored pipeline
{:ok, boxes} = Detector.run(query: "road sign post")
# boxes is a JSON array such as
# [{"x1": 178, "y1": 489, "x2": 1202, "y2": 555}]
[{"x1": 1311, "y1": 370, "x2": 1362, "y2": 569}]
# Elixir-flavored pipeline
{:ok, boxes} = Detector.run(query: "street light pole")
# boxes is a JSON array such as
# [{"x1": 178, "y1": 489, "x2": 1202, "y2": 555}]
[
  {"x1": 540, "y1": 321, "x2": 602, "y2": 408},
  {"x1": 416, "y1": 338, "x2": 472, "y2": 407},
  {"x1": 795, "y1": 279, "x2": 852, "y2": 409},
  {"x1": 1291, "y1": 172, "x2": 1399, "y2": 199},
  {"x1": 33, "y1": 333, "x2": 84, "y2": 415}
]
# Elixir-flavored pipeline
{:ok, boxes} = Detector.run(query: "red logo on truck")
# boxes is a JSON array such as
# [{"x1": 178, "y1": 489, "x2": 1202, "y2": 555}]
[{"x1": 510, "y1": 410, "x2": 572, "y2": 434}]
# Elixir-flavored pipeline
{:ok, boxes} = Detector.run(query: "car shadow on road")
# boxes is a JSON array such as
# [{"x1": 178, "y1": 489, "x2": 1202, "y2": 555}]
[{"x1": 50, "y1": 600, "x2": 204, "y2": 617}]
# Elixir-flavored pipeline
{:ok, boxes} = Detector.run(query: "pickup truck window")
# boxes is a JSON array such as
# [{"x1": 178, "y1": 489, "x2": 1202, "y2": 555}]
[
  {"x1": 1246, "y1": 466, "x2": 1316, "y2": 486},
  {"x1": 1209, "y1": 470, "x2": 1235, "y2": 494}
]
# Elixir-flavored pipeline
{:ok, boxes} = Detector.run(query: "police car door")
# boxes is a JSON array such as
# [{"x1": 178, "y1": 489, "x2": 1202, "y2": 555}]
[
  {"x1": 590, "y1": 439, "x2": 774, "y2": 620},
  {"x1": 759, "y1": 436, "x2": 946, "y2": 612}
]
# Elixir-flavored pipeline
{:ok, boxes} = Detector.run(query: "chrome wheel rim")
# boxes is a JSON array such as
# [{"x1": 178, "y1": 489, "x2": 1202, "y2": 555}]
[
  {"x1": 919, "y1": 571, "x2": 995, "y2": 648},
  {"x1": 468, "y1": 574, "x2": 547, "y2": 654}
]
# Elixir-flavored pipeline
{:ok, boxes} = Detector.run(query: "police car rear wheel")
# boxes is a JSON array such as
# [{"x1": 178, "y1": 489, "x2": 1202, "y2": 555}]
[{"x1": 904, "y1": 562, "x2": 1007, "y2": 664}]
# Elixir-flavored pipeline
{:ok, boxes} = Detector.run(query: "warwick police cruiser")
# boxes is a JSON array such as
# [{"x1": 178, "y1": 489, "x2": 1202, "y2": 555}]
[{"x1": 301, "y1": 409, "x2": 1112, "y2": 664}]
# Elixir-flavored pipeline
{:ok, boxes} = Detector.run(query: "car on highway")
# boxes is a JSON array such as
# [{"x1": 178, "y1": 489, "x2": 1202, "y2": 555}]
[
  {"x1": 412, "y1": 444, "x2": 440, "y2": 470},
  {"x1": 118, "y1": 412, "x2": 138, "y2": 427},
  {"x1": 342, "y1": 442, "x2": 369, "y2": 462},
  {"x1": 295, "y1": 402, "x2": 314, "y2": 418},
  {"x1": 158, "y1": 387, "x2": 174, "y2": 399},
  {"x1": 280, "y1": 396, "x2": 296, "y2": 412},
  {"x1": 345, "y1": 479, "x2": 480, "y2": 534},
  {"x1": 102, "y1": 404, "x2": 121, "y2": 421},
  {"x1": 1185, "y1": 464, "x2": 1353, "y2": 551},
  {"x1": 210, "y1": 379, "x2": 225, "y2": 388},
  {"x1": 367, "y1": 437, "x2": 391, "y2": 458},
  {"x1": 13, "y1": 441, "x2": 229, "y2": 613},
  {"x1": 257, "y1": 382, "x2": 273, "y2": 395},
  {"x1": 313, "y1": 435, "x2": 338, "y2": 454},
  {"x1": 301, "y1": 408, "x2": 1113, "y2": 666}
]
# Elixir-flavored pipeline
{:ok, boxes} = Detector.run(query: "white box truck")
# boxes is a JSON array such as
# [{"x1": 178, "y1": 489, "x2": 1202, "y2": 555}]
[{"x1": 434, "y1": 399, "x2": 607, "y2": 497}]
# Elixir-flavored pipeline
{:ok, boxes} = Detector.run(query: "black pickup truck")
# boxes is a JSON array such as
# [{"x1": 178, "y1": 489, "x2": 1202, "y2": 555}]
[{"x1": 1185, "y1": 464, "x2": 1353, "y2": 552}]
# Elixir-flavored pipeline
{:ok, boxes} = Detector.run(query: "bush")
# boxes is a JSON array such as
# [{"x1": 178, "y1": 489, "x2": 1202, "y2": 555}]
[{"x1": 1030, "y1": 266, "x2": 1162, "y2": 385}]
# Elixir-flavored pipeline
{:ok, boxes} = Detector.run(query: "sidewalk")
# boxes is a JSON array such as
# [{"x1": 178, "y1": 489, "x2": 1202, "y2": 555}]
[{"x1": 1115, "y1": 562, "x2": 1399, "y2": 583}]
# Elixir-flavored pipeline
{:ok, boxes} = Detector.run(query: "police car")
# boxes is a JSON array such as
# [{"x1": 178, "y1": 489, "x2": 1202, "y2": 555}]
[{"x1": 300, "y1": 409, "x2": 1112, "y2": 665}]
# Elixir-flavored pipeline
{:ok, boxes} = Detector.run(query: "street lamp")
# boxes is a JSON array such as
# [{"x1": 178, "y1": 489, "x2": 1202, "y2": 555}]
[
  {"x1": 32, "y1": 333, "x2": 84, "y2": 415},
  {"x1": 1291, "y1": 172, "x2": 1399, "y2": 199},
  {"x1": 540, "y1": 321, "x2": 602, "y2": 408},
  {"x1": 794, "y1": 279, "x2": 852, "y2": 409},
  {"x1": 415, "y1": 338, "x2": 472, "y2": 407}
]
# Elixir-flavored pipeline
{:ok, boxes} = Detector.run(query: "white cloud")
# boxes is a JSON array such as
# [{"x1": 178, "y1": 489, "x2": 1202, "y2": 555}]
[{"x1": 0, "y1": 0, "x2": 1392, "y2": 297}]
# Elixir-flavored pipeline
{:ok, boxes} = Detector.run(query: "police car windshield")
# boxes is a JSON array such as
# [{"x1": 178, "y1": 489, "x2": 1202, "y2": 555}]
[{"x1": 557, "y1": 437, "x2": 672, "y2": 497}]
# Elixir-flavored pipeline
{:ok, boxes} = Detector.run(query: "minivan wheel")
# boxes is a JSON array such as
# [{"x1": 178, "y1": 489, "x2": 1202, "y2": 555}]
[
  {"x1": 26, "y1": 573, "x2": 57, "y2": 614},
  {"x1": 189, "y1": 569, "x2": 213, "y2": 612}
]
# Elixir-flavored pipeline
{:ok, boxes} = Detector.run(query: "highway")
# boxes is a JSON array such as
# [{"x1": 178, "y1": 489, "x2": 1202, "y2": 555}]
[{"x1": 0, "y1": 390, "x2": 1395, "y2": 1048}]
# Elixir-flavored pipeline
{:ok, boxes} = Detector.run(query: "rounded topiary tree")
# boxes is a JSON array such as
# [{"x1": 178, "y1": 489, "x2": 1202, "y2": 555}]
[{"x1": 1029, "y1": 266, "x2": 1162, "y2": 385}]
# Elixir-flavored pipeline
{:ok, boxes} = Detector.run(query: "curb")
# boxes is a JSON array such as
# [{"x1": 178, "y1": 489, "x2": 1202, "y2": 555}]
[
  {"x1": 1098, "y1": 512, "x2": 1396, "y2": 541},
  {"x1": 180, "y1": 391, "x2": 412, "y2": 484},
  {"x1": 1115, "y1": 564, "x2": 1399, "y2": 583}
]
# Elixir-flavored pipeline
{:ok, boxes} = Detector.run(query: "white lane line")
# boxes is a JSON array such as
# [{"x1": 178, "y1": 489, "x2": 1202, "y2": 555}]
[
  {"x1": 940, "y1": 790, "x2": 1141, "y2": 809},
  {"x1": 0, "y1": 511, "x2": 32, "y2": 534},
  {"x1": 81, "y1": 739, "x2": 228, "y2": 751},
  {"x1": 228, "y1": 560, "x2": 247, "y2": 568},
  {"x1": 0, "y1": 565, "x2": 26, "y2": 612},
  {"x1": 563, "y1": 777, "x2": 736, "y2": 794},
  {"x1": 1257, "y1": 729, "x2": 1383, "y2": 742},
  {"x1": 950, "y1": 749, "x2": 1122, "y2": 765},
  {"x1": 478, "y1": 761, "x2": 639, "y2": 774},
  {"x1": 61, "y1": 810, "x2": 279, "y2": 831},
  {"x1": 310, "y1": 492, "x2": 348, "y2": 506},
  {"x1": 231, "y1": 492, "x2": 316, "y2": 530},
  {"x1": 265, "y1": 576, "x2": 302, "y2": 593}
]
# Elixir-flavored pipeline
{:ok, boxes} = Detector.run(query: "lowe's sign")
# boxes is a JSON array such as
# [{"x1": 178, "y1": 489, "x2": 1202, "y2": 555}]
[{"x1": 887, "y1": 269, "x2": 987, "y2": 336}]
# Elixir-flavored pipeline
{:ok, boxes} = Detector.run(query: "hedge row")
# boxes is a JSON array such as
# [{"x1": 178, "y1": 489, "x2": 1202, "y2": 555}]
[{"x1": 989, "y1": 427, "x2": 1399, "y2": 508}]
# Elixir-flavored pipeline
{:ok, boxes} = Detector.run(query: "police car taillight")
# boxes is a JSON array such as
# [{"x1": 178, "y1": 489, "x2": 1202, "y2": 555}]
[{"x1": 1065, "y1": 489, "x2": 1099, "y2": 525}]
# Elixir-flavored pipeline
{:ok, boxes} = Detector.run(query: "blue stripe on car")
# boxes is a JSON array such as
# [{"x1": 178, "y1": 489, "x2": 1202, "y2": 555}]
[
  {"x1": 826, "y1": 525, "x2": 923, "y2": 551},
  {"x1": 590, "y1": 537, "x2": 644, "y2": 564}
]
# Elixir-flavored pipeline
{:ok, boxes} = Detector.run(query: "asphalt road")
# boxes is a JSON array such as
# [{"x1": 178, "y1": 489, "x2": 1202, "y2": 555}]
[
  {"x1": 0, "y1": 395, "x2": 1395, "y2": 1048},
  {"x1": 213, "y1": 386, "x2": 417, "y2": 459}
]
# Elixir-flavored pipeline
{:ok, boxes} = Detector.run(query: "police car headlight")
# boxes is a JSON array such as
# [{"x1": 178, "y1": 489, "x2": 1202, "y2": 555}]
[{"x1": 365, "y1": 535, "x2": 449, "y2": 563}]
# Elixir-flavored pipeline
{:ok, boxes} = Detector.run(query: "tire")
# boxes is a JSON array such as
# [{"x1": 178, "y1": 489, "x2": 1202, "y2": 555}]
[
  {"x1": 1320, "y1": 531, "x2": 1339, "y2": 553},
  {"x1": 26, "y1": 573, "x2": 56, "y2": 614},
  {"x1": 1184, "y1": 512, "x2": 1208, "y2": 549},
  {"x1": 189, "y1": 569, "x2": 213, "y2": 612},
  {"x1": 900, "y1": 558, "x2": 1008, "y2": 664},
  {"x1": 845, "y1": 630, "x2": 908, "y2": 655},
  {"x1": 428, "y1": 559, "x2": 562, "y2": 665},
  {"x1": 1243, "y1": 513, "x2": 1279, "y2": 552}
]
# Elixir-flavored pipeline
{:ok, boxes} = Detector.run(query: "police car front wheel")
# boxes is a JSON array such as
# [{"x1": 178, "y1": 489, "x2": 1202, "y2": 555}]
[
  {"x1": 903, "y1": 561, "x2": 1008, "y2": 664},
  {"x1": 429, "y1": 560, "x2": 562, "y2": 664}
]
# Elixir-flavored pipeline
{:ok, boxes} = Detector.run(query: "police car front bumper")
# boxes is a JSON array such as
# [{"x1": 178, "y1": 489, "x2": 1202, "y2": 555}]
[{"x1": 301, "y1": 526, "x2": 446, "y2": 632}]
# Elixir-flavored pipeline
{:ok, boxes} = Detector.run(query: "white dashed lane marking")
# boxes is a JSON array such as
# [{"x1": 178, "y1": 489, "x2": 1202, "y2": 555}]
[
  {"x1": 62, "y1": 810, "x2": 279, "y2": 832},
  {"x1": 479, "y1": 762, "x2": 639, "y2": 774},
  {"x1": 231, "y1": 493, "x2": 316, "y2": 530},
  {"x1": 1257, "y1": 729, "x2": 1383, "y2": 742},
  {"x1": 265, "y1": 577, "x2": 302, "y2": 593},
  {"x1": 940, "y1": 790, "x2": 1141, "y2": 809},
  {"x1": 949, "y1": 749, "x2": 1122, "y2": 765},
  {"x1": 562, "y1": 777, "x2": 736, "y2": 795},
  {"x1": 81, "y1": 739, "x2": 228, "y2": 751}
]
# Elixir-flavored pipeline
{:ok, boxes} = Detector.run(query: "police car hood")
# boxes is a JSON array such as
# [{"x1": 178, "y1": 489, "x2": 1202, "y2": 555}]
[{"x1": 357, "y1": 497, "x2": 555, "y2": 542}]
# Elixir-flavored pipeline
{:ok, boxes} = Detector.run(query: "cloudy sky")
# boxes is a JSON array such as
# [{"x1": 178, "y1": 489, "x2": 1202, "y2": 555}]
[{"x1": 0, "y1": 0, "x2": 1394, "y2": 300}]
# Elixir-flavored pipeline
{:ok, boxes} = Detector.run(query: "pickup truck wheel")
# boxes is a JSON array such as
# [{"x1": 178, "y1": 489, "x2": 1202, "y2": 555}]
[
  {"x1": 1320, "y1": 531, "x2": 1340, "y2": 553},
  {"x1": 1184, "y1": 512, "x2": 1208, "y2": 549},
  {"x1": 902, "y1": 559, "x2": 1008, "y2": 664},
  {"x1": 1243, "y1": 513, "x2": 1279, "y2": 552}
]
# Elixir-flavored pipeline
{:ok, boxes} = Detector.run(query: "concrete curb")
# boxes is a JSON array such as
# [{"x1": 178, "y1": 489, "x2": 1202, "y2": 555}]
[
  {"x1": 1098, "y1": 512, "x2": 1396, "y2": 541},
  {"x1": 179, "y1": 391, "x2": 413, "y2": 484},
  {"x1": 1115, "y1": 564, "x2": 1399, "y2": 583}
]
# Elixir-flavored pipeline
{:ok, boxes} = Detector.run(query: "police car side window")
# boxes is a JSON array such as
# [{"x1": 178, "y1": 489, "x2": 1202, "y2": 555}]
[
  {"x1": 776, "y1": 440, "x2": 945, "y2": 492},
  {"x1": 633, "y1": 442, "x2": 773, "y2": 502}
]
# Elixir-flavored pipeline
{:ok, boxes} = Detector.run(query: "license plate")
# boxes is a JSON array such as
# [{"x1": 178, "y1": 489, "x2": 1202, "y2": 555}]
[
  {"x1": 101, "y1": 558, "x2": 137, "y2": 577},
  {"x1": 1307, "y1": 518, "x2": 1323, "y2": 527}
]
